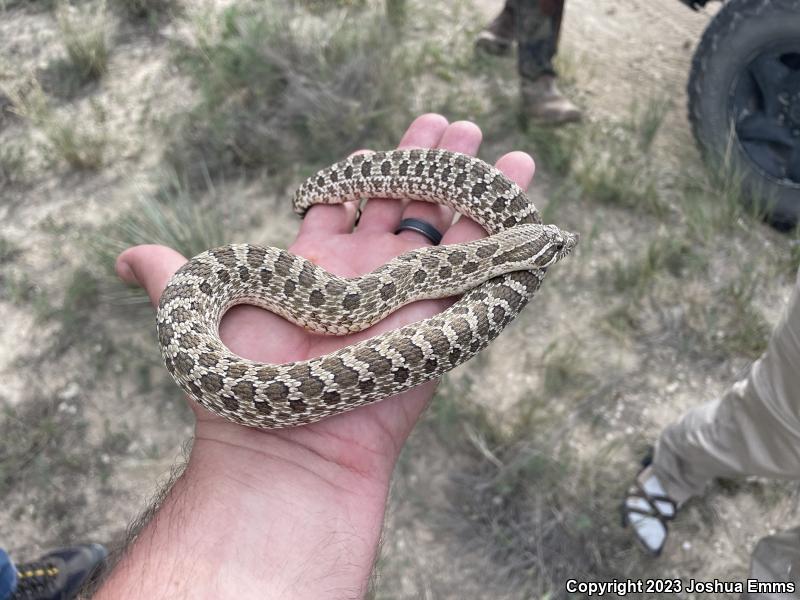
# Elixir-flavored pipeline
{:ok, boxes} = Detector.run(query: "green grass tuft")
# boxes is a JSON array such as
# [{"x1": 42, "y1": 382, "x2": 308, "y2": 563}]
[
  {"x1": 56, "y1": 2, "x2": 110, "y2": 82},
  {"x1": 0, "y1": 0, "x2": 56, "y2": 10},
  {"x1": 89, "y1": 174, "x2": 230, "y2": 308},
  {"x1": 607, "y1": 236, "x2": 702, "y2": 297},
  {"x1": 708, "y1": 271, "x2": 771, "y2": 359},
  {"x1": 45, "y1": 268, "x2": 102, "y2": 352},
  {"x1": 94, "y1": 178, "x2": 228, "y2": 269},
  {"x1": 540, "y1": 340, "x2": 592, "y2": 398},
  {"x1": 44, "y1": 115, "x2": 108, "y2": 170},
  {"x1": 0, "y1": 236, "x2": 18, "y2": 264},
  {"x1": 572, "y1": 97, "x2": 670, "y2": 215},
  {"x1": 166, "y1": 1, "x2": 420, "y2": 186},
  {"x1": 111, "y1": 0, "x2": 177, "y2": 20},
  {"x1": 6, "y1": 79, "x2": 108, "y2": 170},
  {"x1": 0, "y1": 143, "x2": 27, "y2": 187}
]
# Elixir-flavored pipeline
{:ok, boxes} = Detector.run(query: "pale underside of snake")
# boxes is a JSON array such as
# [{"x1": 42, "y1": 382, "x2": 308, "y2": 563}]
[{"x1": 156, "y1": 149, "x2": 577, "y2": 429}]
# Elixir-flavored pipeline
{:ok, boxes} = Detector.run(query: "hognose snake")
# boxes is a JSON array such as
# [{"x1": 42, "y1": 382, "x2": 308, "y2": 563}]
[{"x1": 156, "y1": 149, "x2": 577, "y2": 428}]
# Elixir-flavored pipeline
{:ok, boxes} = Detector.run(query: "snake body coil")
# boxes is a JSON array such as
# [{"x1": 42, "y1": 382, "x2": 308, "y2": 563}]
[{"x1": 156, "y1": 149, "x2": 576, "y2": 428}]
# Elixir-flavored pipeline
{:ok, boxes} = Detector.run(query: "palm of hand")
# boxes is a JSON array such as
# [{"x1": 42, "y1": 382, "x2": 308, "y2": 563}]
[{"x1": 212, "y1": 225, "x2": 450, "y2": 460}]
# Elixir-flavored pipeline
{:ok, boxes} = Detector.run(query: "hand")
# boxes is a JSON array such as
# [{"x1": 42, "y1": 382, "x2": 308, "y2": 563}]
[
  {"x1": 103, "y1": 114, "x2": 536, "y2": 599},
  {"x1": 115, "y1": 113, "x2": 536, "y2": 477}
]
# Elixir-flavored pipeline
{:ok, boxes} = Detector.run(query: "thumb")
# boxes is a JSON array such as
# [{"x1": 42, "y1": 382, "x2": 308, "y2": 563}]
[{"x1": 116, "y1": 244, "x2": 188, "y2": 308}]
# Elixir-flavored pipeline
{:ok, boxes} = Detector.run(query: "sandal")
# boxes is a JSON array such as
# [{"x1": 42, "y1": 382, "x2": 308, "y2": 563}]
[{"x1": 621, "y1": 450, "x2": 678, "y2": 557}]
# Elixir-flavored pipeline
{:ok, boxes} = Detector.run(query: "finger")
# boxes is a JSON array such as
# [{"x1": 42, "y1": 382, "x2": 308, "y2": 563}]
[
  {"x1": 397, "y1": 120, "x2": 483, "y2": 245},
  {"x1": 298, "y1": 149, "x2": 373, "y2": 237},
  {"x1": 357, "y1": 113, "x2": 449, "y2": 233},
  {"x1": 298, "y1": 201, "x2": 360, "y2": 237},
  {"x1": 116, "y1": 244, "x2": 188, "y2": 308},
  {"x1": 441, "y1": 151, "x2": 536, "y2": 245}
]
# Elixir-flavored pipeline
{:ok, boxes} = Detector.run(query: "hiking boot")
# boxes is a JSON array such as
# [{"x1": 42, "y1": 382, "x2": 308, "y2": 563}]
[
  {"x1": 11, "y1": 544, "x2": 108, "y2": 600},
  {"x1": 475, "y1": 7, "x2": 515, "y2": 56},
  {"x1": 521, "y1": 75, "x2": 582, "y2": 125}
]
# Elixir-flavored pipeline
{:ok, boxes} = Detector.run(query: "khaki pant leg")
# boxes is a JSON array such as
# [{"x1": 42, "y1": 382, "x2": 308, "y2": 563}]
[
  {"x1": 741, "y1": 527, "x2": 800, "y2": 600},
  {"x1": 652, "y1": 269, "x2": 800, "y2": 505}
]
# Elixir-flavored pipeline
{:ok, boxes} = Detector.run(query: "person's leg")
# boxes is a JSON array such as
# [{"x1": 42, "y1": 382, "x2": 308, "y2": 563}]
[
  {"x1": 625, "y1": 267, "x2": 800, "y2": 555},
  {"x1": 475, "y1": 1, "x2": 516, "y2": 56},
  {"x1": 0, "y1": 549, "x2": 17, "y2": 600},
  {"x1": 515, "y1": 0, "x2": 563, "y2": 81},
  {"x1": 742, "y1": 527, "x2": 800, "y2": 599},
  {"x1": 654, "y1": 267, "x2": 800, "y2": 504},
  {"x1": 514, "y1": 0, "x2": 581, "y2": 124}
]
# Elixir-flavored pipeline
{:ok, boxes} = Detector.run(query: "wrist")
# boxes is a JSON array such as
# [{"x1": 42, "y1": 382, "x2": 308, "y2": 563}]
[
  {"x1": 190, "y1": 418, "x2": 397, "y2": 499},
  {"x1": 186, "y1": 423, "x2": 392, "y2": 597},
  {"x1": 97, "y1": 421, "x2": 393, "y2": 600}
]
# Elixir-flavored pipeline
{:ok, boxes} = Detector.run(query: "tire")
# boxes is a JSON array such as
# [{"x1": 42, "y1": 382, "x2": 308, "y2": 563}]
[{"x1": 688, "y1": 0, "x2": 800, "y2": 230}]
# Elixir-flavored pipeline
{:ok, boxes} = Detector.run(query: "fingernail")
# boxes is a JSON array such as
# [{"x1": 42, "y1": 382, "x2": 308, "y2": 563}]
[{"x1": 117, "y1": 260, "x2": 138, "y2": 284}]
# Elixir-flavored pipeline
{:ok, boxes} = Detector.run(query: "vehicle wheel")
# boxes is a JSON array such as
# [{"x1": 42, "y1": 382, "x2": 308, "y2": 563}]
[{"x1": 688, "y1": 0, "x2": 800, "y2": 230}]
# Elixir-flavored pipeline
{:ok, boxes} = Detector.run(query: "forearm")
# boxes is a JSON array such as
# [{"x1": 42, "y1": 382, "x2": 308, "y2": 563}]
[{"x1": 94, "y1": 429, "x2": 392, "y2": 600}]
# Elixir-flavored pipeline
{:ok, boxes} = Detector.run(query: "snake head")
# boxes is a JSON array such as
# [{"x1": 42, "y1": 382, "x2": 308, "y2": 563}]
[
  {"x1": 539, "y1": 224, "x2": 579, "y2": 267},
  {"x1": 556, "y1": 229, "x2": 579, "y2": 262},
  {"x1": 497, "y1": 224, "x2": 579, "y2": 271}
]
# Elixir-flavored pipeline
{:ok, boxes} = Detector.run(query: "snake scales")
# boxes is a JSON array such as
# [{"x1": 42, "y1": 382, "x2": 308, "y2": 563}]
[{"x1": 156, "y1": 149, "x2": 577, "y2": 428}]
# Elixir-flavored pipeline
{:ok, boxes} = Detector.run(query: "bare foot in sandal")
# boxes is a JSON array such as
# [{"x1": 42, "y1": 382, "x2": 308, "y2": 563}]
[{"x1": 622, "y1": 457, "x2": 678, "y2": 556}]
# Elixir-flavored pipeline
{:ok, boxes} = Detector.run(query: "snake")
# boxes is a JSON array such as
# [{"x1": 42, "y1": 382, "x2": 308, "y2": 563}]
[{"x1": 156, "y1": 149, "x2": 577, "y2": 429}]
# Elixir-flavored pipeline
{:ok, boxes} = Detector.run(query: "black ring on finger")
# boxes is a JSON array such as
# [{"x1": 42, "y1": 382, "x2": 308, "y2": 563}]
[{"x1": 394, "y1": 218, "x2": 443, "y2": 245}]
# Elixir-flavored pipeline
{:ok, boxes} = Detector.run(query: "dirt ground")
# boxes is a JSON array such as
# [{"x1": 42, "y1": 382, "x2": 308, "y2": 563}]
[{"x1": 1, "y1": 0, "x2": 798, "y2": 598}]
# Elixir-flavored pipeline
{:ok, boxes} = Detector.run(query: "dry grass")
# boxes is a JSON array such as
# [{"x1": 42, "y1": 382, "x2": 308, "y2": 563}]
[
  {"x1": 452, "y1": 438, "x2": 644, "y2": 597},
  {"x1": 389, "y1": 360, "x2": 647, "y2": 598}
]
